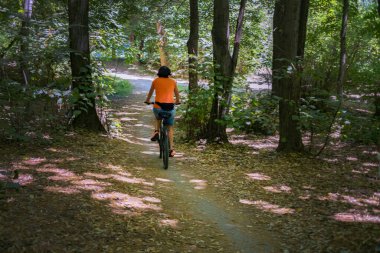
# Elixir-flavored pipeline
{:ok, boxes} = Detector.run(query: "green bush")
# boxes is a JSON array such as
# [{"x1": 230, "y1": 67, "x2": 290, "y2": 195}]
[
  {"x1": 229, "y1": 91, "x2": 279, "y2": 135},
  {"x1": 340, "y1": 110, "x2": 380, "y2": 145},
  {"x1": 97, "y1": 76, "x2": 133, "y2": 98}
]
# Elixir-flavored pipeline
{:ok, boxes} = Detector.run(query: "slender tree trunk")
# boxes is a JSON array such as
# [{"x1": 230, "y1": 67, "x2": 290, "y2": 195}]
[
  {"x1": 375, "y1": 3, "x2": 380, "y2": 117},
  {"x1": 68, "y1": 0, "x2": 105, "y2": 132},
  {"x1": 137, "y1": 38, "x2": 144, "y2": 63},
  {"x1": 374, "y1": 93, "x2": 380, "y2": 117},
  {"x1": 273, "y1": 0, "x2": 304, "y2": 152},
  {"x1": 185, "y1": 0, "x2": 200, "y2": 139},
  {"x1": 298, "y1": 0, "x2": 309, "y2": 97},
  {"x1": 129, "y1": 32, "x2": 135, "y2": 45},
  {"x1": 337, "y1": 0, "x2": 349, "y2": 100},
  {"x1": 20, "y1": 0, "x2": 34, "y2": 85},
  {"x1": 187, "y1": 0, "x2": 199, "y2": 91},
  {"x1": 156, "y1": 21, "x2": 169, "y2": 66},
  {"x1": 297, "y1": 0, "x2": 309, "y2": 60},
  {"x1": 206, "y1": 0, "x2": 247, "y2": 142},
  {"x1": 112, "y1": 47, "x2": 116, "y2": 59}
]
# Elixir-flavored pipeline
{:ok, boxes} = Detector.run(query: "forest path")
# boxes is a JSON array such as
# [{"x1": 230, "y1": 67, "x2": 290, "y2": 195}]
[{"x1": 107, "y1": 70, "x2": 280, "y2": 253}]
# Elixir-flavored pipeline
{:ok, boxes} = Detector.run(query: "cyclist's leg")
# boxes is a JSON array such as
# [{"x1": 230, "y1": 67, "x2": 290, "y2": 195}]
[
  {"x1": 151, "y1": 108, "x2": 162, "y2": 141},
  {"x1": 155, "y1": 119, "x2": 162, "y2": 132},
  {"x1": 168, "y1": 126, "x2": 174, "y2": 149}
]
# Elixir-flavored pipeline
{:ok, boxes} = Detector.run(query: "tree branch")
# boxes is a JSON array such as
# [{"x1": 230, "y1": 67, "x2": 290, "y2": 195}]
[{"x1": 231, "y1": 0, "x2": 247, "y2": 72}]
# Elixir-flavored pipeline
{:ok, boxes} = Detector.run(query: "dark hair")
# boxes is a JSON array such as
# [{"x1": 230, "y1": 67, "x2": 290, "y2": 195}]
[{"x1": 157, "y1": 66, "x2": 171, "y2": 77}]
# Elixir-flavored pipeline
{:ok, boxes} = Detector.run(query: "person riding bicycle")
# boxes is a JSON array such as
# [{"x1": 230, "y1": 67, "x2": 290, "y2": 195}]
[{"x1": 145, "y1": 66, "x2": 180, "y2": 157}]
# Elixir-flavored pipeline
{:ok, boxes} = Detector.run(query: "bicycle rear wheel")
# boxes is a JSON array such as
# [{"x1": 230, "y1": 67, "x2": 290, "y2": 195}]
[{"x1": 162, "y1": 126, "x2": 169, "y2": 169}]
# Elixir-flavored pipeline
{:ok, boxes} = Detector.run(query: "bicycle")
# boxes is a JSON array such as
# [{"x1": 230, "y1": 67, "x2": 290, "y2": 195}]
[{"x1": 144, "y1": 102, "x2": 179, "y2": 169}]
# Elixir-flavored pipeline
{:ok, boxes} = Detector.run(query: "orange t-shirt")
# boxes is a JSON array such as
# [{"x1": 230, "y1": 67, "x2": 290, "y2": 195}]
[{"x1": 152, "y1": 77, "x2": 176, "y2": 109}]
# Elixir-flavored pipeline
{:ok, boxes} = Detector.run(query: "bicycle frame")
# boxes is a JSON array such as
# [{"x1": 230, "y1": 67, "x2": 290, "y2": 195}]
[{"x1": 144, "y1": 101, "x2": 179, "y2": 169}]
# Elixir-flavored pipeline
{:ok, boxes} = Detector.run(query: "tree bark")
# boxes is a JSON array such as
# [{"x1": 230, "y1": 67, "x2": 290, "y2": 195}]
[
  {"x1": 206, "y1": 0, "x2": 247, "y2": 142},
  {"x1": 20, "y1": 0, "x2": 34, "y2": 85},
  {"x1": 297, "y1": 0, "x2": 309, "y2": 96},
  {"x1": 273, "y1": 0, "x2": 304, "y2": 152},
  {"x1": 156, "y1": 21, "x2": 169, "y2": 66},
  {"x1": 185, "y1": 0, "x2": 200, "y2": 139},
  {"x1": 187, "y1": 0, "x2": 199, "y2": 91},
  {"x1": 297, "y1": 0, "x2": 309, "y2": 60},
  {"x1": 375, "y1": 3, "x2": 380, "y2": 117},
  {"x1": 337, "y1": 0, "x2": 349, "y2": 100},
  {"x1": 68, "y1": 0, "x2": 105, "y2": 132},
  {"x1": 137, "y1": 38, "x2": 144, "y2": 63}
]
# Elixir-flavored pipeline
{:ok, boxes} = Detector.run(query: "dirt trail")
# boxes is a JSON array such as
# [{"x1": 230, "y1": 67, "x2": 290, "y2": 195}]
[{"x1": 107, "y1": 71, "x2": 280, "y2": 253}]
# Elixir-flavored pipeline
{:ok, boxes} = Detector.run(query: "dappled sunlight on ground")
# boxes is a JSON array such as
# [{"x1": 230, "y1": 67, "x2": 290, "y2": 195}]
[
  {"x1": 37, "y1": 166, "x2": 81, "y2": 181},
  {"x1": 155, "y1": 177, "x2": 173, "y2": 183},
  {"x1": 84, "y1": 172, "x2": 112, "y2": 179},
  {"x1": 118, "y1": 136, "x2": 145, "y2": 145},
  {"x1": 322, "y1": 158, "x2": 339, "y2": 163},
  {"x1": 133, "y1": 123, "x2": 153, "y2": 129},
  {"x1": 103, "y1": 164, "x2": 122, "y2": 171},
  {"x1": 333, "y1": 211, "x2": 380, "y2": 223},
  {"x1": 136, "y1": 137, "x2": 152, "y2": 142},
  {"x1": 3, "y1": 154, "x2": 170, "y2": 221},
  {"x1": 346, "y1": 156, "x2": 358, "y2": 161},
  {"x1": 113, "y1": 112, "x2": 139, "y2": 116},
  {"x1": 246, "y1": 172, "x2": 271, "y2": 181},
  {"x1": 92, "y1": 191, "x2": 162, "y2": 213},
  {"x1": 45, "y1": 185, "x2": 81, "y2": 194},
  {"x1": 110, "y1": 174, "x2": 155, "y2": 186},
  {"x1": 263, "y1": 185, "x2": 291, "y2": 193},
  {"x1": 15, "y1": 174, "x2": 34, "y2": 185},
  {"x1": 239, "y1": 199, "x2": 295, "y2": 214},
  {"x1": 159, "y1": 219, "x2": 179, "y2": 228},
  {"x1": 141, "y1": 151, "x2": 160, "y2": 156},
  {"x1": 230, "y1": 135, "x2": 278, "y2": 150},
  {"x1": 120, "y1": 117, "x2": 138, "y2": 122},
  {"x1": 189, "y1": 179, "x2": 207, "y2": 190},
  {"x1": 318, "y1": 192, "x2": 380, "y2": 207},
  {"x1": 23, "y1": 157, "x2": 46, "y2": 165}
]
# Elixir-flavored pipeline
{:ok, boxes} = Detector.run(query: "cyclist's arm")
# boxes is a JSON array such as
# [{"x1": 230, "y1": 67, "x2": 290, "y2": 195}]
[
  {"x1": 174, "y1": 82, "x2": 180, "y2": 104},
  {"x1": 145, "y1": 83, "x2": 155, "y2": 103}
]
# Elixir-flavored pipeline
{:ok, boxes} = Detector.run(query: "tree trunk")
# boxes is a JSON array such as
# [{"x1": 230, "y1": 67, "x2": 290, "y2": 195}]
[
  {"x1": 185, "y1": 0, "x2": 200, "y2": 139},
  {"x1": 297, "y1": 0, "x2": 309, "y2": 60},
  {"x1": 68, "y1": 0, "x2": 105, "y2": 132},
  {"x1": 273, "y1": 0, "x2": 304, "y2": 152},
  {"x1": 156, "y1": 21, "x2": 169, "y2": 66},
  {"x1": 206, "y1": 0, "x2": 247, "y2": 142},
  {"x1": 337, "y1": 0, "x2": 349, "y2": 100},
  {"x1": 374, "y1": 94, "x2": 380, "y2": 117},
  {"x1": 20, "y1": 0, "x2": 34, "y2": 85},
  {"x1": 112, "y1": 47, "x2": 116, "y2": 59},
  {"x1": 137, "y1": 38, "x2": 144, "y2": 63},
  {"x1": 187, "y1": 0, "x2": 199, "y2": 91},
  {"x1": 298, "y1": 0, "x2": 309, "y2": 97}
]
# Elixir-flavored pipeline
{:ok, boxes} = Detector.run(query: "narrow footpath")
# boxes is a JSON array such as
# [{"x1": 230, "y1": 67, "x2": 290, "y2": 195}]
[{"x1": 107, "y1": 71, "x2": 280, "y2": 253}]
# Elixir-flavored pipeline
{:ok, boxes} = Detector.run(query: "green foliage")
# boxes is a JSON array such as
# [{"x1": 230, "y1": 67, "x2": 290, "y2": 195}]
[
  {"x1": 177, "y1": 87, "x2": 213, "y2": 138},
  {"x1": 230, "y1": 91, "x2": 279, "y2": 135},
  {"x1": 339, "y1": 109, "x2": 380, "y2": 145},
  {"x1": 299, "y1": 96, "x2": 338, "y2": 135},
  {"x1": 0, "y1": 79, "x2": 68, "y2": 142},
  {"x1": 101, "y1": 76, "x2": 133, "y2": 97}
]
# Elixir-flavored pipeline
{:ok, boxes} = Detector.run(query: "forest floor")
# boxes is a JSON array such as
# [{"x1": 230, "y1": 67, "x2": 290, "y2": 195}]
[{"x1": 0, "y1": 68, "x2": 379, "y2": 253}]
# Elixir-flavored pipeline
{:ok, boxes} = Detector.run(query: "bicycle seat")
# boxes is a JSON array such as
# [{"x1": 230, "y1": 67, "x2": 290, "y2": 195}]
[{"x1": 158, "y1": 111, "x2": 172, "y2": 119}]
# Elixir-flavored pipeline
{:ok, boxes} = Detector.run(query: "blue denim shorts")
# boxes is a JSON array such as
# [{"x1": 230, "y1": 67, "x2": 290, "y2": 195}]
[{"x1": 153, "y1": 108, "x2": 175, "y2": 126}]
